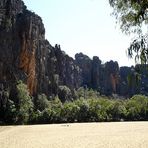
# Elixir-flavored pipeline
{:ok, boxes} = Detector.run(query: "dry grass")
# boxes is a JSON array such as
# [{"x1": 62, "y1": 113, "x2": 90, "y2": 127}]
[{"x1": 0, "y1": 122, "x2": 148, "y2": 148}]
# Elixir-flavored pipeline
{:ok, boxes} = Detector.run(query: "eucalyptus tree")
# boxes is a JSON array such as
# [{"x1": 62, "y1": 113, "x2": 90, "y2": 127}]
[{"x1": 109, "y1": 0, "x2": 148, "y2": 63}]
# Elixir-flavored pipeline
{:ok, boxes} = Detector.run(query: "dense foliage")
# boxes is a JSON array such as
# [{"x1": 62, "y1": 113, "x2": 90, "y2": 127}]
[
  {"x1": 109, "y1": 0, "x2": 148, "y2": 64},
  {"x1": 0, "y1": 81, "x2": 33, "y2": 124},
  {"x1": 30, "y1": 94, "x2": 148, "y2": 124},
  {"x1": 0, "y1": 82, "x2": 148, "y2": 125}
]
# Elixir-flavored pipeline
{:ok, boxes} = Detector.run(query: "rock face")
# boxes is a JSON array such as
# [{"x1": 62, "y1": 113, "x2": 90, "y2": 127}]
[
  {"x1": 75, "y1": 53, "x2": 148, "y2": 97},
  {"x1": 1, "y1": 0, "x2": 148, "y2": 102},
  {"x1": 91, "y1": 56, "x2": 102, "y2": 90},
  {"x1": 0, "y1": 0, "x2": 26, "y2": 89},
  {"x1": 102, "y1": 61, "x2": 119, "y2": 95},
  {"x1": 75, "y1": 53, "x2": 120, "y2": 96},
  {"x1": 0, "y1": 0, "x2": 81, "y2": 99},
  {"x1": 75, "y1": 53, "x2": 92, "y2": 88}
]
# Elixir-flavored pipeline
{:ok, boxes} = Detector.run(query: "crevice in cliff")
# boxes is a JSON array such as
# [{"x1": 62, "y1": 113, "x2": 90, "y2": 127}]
[{"x1": 110, "y1": 73, "x2": 119, "y2": 93}]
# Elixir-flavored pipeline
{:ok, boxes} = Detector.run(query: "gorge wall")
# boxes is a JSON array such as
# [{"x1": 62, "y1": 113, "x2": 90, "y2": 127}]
[
  {"x1": 75, "y1": 53, "x2": 148, "y2": 96},
  {"x1": 0, "y1": 0, "x2": 148, "y2": 104},
  {"x1": 0, "y1": 0, "x2": 81, "y2": 98}
]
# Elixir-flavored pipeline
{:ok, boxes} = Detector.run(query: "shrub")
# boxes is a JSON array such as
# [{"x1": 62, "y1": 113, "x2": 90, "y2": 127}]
[
  {"x1": 49, "y1": 96, "x2": 63, "y2": 123},
  {"x1": 4, "y1": 99, "x2": 17, "y2": 124},
  {"x1": 58, "y1": 85, "x2": 72, "y2": 102},
  {"x1": 126, "y1": 95, "x2": 148, "y2": 120},
  {"x1": 75, "y1": 99, "x2": 90, "y2": 122},
  {"x1": 88, "y1": 99, "x2": 102, "y2": 122},
  {"x1": 76, "y1": 87, "x2": 100, "y2": 100},
  {"x1": 36, "y1": 94, "x2": 49, "y2": 111},
  {"x1": 15, "y1": 81, "x2": 33, "y2": 124},
  {"x1": 61, "y1": 102, "x2": 80, "y2": 123},
  {"x1": 107, "y1": 100, "x2": 127, "y2": 121}
]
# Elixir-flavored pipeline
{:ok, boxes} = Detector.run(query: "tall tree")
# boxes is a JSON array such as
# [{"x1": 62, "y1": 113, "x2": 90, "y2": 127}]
[
  {"x1": 109, "y1": 0, "x2": 148, "y2": 64},
  {"x1": 15, "y1": 81, "x2": 33, "y2": 124}
]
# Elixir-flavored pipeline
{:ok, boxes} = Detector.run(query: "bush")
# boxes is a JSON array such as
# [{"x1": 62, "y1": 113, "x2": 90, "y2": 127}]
[
  {"x1": 36, "y1": 94, "x2": 49, "y2": 111},
  {"x1": 4, "y1": 99, "x2": 17, "y2": 124},
  {"x1": 93, "y1": 98, "x2": 111, "y2": 121},
  {"x1": 49, "y1": 96, "x2": 63, "y2": 123},
  {"x1": 61, "y1": 102, "x2": 80, "y2": 123},
  {"x1": 3, "y1": 82, "x2": 148, "y2": 125},
  {"x1": 15, "y1": 81, "x2": 33, "y2": 124},
  {"x1": 126, "y1": 95, "x2": 148, "y2": 120},
  {"x1": 29, "y1": 110, "x2": 42, "y2": 124},
  {"x1": 76, "y1": 87, "x2": 100, "y2": 99},
  {"x1": 75, "y1": 99, "x2": 90, "y2": 122},
  {"x1": 107, "y1": 100, "x2": 127, "y2": 121},
  {"x1": 88, "y1": 99, "x2": 102, "y2": 122},
  {"x1": 58, "y1": 85, "x2": 72, "y2": 102}
]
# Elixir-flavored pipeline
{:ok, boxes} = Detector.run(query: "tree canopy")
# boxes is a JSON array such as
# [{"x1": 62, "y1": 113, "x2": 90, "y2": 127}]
[{"x1": 109, "y1": 0, "x2": 148, "y2": 64}]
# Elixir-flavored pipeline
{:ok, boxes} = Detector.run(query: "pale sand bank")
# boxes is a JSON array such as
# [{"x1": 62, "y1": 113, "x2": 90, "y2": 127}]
[{"x1": 0, "y1": 122, "x2": 148, "y2": 148}]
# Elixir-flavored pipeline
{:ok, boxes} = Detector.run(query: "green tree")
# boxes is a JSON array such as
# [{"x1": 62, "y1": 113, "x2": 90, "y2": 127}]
[
  {"x1": 76, "y1": 87, "x2": 100, "y2": 99},
  {"x1": 61, "y1": 102, "x2": 80, "y2": 122},
  {"x1": 88, "y1": 99, "x2": 102, "y2": 122},
  {"x1": 15, "y1": 81, "x2": 33, "y2": 124},
  {"x1": 76, "y1": 87, "x2": 85, "y2": 99},
  {"x1": 36, "y1": 94, "x2": 49, "y2": 111},
  {"x1": 126, "y1": 95, "x2": 148, "y2": 120},
  {"x1": 49, "y1": 96, "x2": 63, "y2": 123},
  {"x1": 109, "y1": 0, "x2": 148, "y2": 63},
  {"x1": 75, "y1": 99, "x2": 90, "y2": 122},
  {"x1": 95, "y1": 98, "x2": 111, "y2": 121},
  {"x1": 4, "y1": 99, "x2": 17, "y2": 124},
  {"x1": 107, "y1": 100, "x2": 127, "y2": 121},
  {"x1": 58, "y1": 85, "x2": 72, "y2": 102}
]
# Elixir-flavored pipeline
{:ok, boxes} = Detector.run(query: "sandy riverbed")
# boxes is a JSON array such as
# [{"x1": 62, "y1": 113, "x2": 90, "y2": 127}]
[{"x1": 0, "y1": 122, "x2": 148, "y2": 148}]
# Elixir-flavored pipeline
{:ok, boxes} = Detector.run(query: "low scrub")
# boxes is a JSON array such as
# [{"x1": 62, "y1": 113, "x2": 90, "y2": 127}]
[{"x1": 30, "y1": 95, "x2": 148, "y2": 124}]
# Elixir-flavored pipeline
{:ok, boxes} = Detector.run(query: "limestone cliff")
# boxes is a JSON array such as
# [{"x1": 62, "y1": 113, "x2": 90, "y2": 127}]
[
  {"x1": 75, "y1": 53, "x2": 120, "y2": 95},
  {"x1": 0, "y1": 0, "x2": 81, "y2": 98},
  {"x1": 0, "y1": 0, "x2": 148, "y2": 102}
]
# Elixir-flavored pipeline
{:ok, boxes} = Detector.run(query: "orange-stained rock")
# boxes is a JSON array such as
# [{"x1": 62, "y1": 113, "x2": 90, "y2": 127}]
[{"x1": 19, "y1": 32, "x2": 36, "y2": 95}]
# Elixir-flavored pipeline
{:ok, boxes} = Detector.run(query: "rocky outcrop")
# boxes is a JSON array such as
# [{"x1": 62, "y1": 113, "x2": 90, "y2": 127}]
[
  {"x1": 103, "y1": 61, "x2": 119, "y2": 95},
  {"x1": 75, "y1": 53, "x2": 120, "y2": 96},
  {"x1": 1, "y1": 0, "x2": 148, "y2": 102},
  {"x1": 0, "y1": 0, "x2": 26, "y2": 89},
  {"x1": 75, "y1": 53, "x2": 148, "y2": 96},
  {"x1": 0, "y1": 0, "x2": 81, "y2": 99},
  {"x1": 91, "y1": 56, "x2": 102, "y2": 90},
  {"x1": 75, "y1": 53, "x2": 92, "y2": 88}
]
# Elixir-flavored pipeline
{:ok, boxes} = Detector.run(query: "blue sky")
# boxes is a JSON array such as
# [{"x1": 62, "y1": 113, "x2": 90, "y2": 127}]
[{"x1": 23, "y1": 0, "x2": 135, "y2": 66}]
